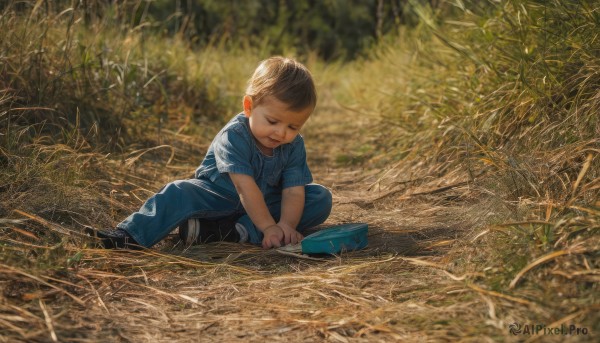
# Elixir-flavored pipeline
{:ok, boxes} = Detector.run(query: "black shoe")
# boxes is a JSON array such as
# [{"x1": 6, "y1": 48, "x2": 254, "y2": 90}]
[
  {"x1": 85, "y1": 227, "x2": 142, "y2": 250},
  {"x1": 179, "y1": 217, "x2": 243, "y2": 245}
]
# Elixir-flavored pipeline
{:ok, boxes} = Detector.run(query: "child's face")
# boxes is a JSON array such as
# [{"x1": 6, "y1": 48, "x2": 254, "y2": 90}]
[{"x1": 243, "y1": 95, "x2": 312, "y2": 153}]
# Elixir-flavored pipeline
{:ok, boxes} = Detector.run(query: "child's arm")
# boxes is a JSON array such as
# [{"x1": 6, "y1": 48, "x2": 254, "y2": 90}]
[
  {"x1": 229, "y1": 173, "x2": 284, "y2": 249},
  {"x1": 278, "y1": 186, "x2": 305, "y2": 244}
]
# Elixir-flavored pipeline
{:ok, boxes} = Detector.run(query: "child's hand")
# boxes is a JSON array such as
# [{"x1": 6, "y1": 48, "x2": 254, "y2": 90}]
[
  {"x1": 262, "y1": 225, "x2": 284, "y2": 249},
  {"x1": 278, "y1": 222, "x2": 304, "y2": 245}
]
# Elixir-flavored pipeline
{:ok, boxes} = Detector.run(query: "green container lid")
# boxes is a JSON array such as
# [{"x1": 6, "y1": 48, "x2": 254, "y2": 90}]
[{"x1": 301, "y1": 223, "x2": 368, "y2": 254}]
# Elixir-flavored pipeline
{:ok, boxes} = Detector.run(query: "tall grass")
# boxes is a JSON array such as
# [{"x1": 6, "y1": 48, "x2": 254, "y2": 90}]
[
  {"x1": 0, "y1": 1, "x2": 267, "y2": 247},
  {"x1": 338, "y1": 0, "x2": 599, "y2": 319},
  {"x1": 0, "y1": 1, "x2": 260, "y2": 154},
  {"x1": 0, "y1": 0, "x2": 265, "y2": 214}
]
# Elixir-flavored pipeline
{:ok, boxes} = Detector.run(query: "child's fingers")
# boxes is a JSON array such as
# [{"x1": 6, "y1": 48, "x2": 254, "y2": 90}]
[
  {"x1": 270, "y1": 236, "x2": 282, "y2": 248},
  {"x1": 283, "y1": 231, "x2": 292, "y2": 245},
  {"x1": 262, "y1": 235, "x2": 273, "y2": 249},
  {"x1": 262, "y1": 235, "x2": 281, "y2": 249},
  {"x1": 290, "y1": 232, "x2": 301, "y2": 245}
]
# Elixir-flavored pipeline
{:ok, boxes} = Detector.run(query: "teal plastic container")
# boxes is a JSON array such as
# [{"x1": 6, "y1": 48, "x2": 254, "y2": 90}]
[{"x1": 301, "y1": 223, "x2": 368, "y2": 254}]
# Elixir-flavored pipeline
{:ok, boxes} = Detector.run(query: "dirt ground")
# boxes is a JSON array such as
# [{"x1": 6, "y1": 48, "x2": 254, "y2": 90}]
[
  {"x1": 2, "y1": 104, "x2": 596, "y2": 343},
  {"x1": 69, "y1": 166, "x2": 496, "y2": 342}
]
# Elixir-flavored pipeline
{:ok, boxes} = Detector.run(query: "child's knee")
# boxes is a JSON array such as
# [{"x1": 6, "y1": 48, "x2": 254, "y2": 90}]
[
  {"x1": 154, "y1": 180, "x2": 199, "y2": 200},
  {"x1": 170, "y1": 180, "x2": 198, "y2": 193},
  {"x1": 308, "y1": 184, "x2": 332, "y2": 214}
]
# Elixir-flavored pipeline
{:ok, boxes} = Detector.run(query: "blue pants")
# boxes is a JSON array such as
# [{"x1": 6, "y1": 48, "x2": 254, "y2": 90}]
[{"x1": 117, "y1": 179, "x2": 332, "y2": 247}]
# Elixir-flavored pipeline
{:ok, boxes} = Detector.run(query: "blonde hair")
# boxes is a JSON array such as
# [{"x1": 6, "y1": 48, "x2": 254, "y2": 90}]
[{"x1": 246, "y1": 57, "x2": 317, "y2": 111}]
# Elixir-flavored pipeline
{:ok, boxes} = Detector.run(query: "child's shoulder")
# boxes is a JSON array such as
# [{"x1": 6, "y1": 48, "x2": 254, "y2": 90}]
[
  {"x1": 222, "y1": 113, "x2": 246, "y2": 129},
  {"x1": 291, "y1": 132, "x2": 306, "y2": 145},
  {"x1": 219, "y1": 113, "x2": 251, "y2": 137}
]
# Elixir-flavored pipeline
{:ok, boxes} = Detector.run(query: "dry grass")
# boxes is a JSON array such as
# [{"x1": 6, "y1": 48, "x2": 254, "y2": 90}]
[
  {"x1": 0, "y1": 92, "x2": 489, "y2": 342},
  {"x1": 2, "y1": 106, "x2": 597, "y2": 342},
  {"x1": 1, "y1": 1, "x2": 599, "y2": 342},
  {"x1": 0, "y1": 170, "x2": 493, "y2": 342}
]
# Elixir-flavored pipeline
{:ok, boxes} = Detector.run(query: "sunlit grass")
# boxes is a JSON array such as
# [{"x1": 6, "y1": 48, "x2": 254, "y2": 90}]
[
  {"x1": 1, "y1": 0, "x2": 598, "y2": 341},
  {"x1": 332, "y1": 0, "x2": 599, "y2": 331}
]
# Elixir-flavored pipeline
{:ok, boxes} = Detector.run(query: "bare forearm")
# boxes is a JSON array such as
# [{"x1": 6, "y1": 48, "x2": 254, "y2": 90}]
[
  {"x1": 230, "y1": 173, "x2": 276, "y2": 232},
  {"x1": 280, "y1": 186, "x2": 305, "y2": 229}
]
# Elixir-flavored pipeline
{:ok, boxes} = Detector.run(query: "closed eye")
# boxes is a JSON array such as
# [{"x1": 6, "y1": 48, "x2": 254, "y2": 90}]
[{"x1": 266, "y1": 119, "x2": 277, "y2": 125}]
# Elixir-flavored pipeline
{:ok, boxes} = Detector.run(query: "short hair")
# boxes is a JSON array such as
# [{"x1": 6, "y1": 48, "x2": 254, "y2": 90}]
[{"x1": 246, "y1": 56, "x2": 317, "y2": 111}]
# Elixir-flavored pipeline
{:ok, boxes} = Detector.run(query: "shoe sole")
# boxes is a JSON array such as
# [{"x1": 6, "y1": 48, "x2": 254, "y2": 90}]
[{"x1": 182, "y1": 219, "x2": 200, "y2": 245}]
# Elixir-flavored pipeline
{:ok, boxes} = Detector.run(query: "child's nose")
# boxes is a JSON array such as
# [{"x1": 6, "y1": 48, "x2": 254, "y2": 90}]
[{"x1": 274, "y1": 126, "x2": 285, "y2": 138}]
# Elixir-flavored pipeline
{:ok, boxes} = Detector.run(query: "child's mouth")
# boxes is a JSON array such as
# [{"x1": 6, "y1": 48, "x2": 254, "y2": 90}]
[{"x1": 267, "y1": 137, "x2": 280, "y2": 145}]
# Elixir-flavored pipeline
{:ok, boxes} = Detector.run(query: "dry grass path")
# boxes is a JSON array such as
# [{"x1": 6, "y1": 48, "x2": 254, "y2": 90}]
[
  {"x1": 3, "y1": 105, "x2": 586, "y2": 342},
  {"x1": 102, "y1": 105, "x2": 505, "y2": 342}
]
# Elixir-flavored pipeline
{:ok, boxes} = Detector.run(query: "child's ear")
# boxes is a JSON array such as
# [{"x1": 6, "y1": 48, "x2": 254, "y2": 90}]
[{"x1": 243, "y1": 95, "x2": 252, "y2": 117}]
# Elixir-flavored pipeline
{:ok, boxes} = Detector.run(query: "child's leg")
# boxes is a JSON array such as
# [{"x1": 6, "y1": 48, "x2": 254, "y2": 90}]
[
  {"x1": 236, "y1": 183, "x2": 332, "y2": 245},
  {"x1": 117, "y1": 178, "x2": 241, "y2": 247}
]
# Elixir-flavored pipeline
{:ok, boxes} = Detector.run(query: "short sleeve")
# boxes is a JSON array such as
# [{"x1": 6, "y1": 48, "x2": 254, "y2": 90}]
[
  {"x1": 281, "y1": 137, "x2": 313, "y2": 188},
  {"x1": 213, "y1": 128, "x2": 254, "y2": 176}
]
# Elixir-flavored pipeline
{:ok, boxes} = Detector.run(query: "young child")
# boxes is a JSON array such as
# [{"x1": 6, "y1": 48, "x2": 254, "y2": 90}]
[{"x1": 95, "y1": 56, "x2": 332, "y2": 250}]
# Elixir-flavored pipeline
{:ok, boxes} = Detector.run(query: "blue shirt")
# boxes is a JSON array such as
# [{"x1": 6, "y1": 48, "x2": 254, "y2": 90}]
[{"x1": 195, "y1": 114, "x2": 313, "y2": 195}]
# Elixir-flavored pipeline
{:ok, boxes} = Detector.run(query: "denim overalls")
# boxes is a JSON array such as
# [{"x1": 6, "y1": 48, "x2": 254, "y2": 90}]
[{"x1": 117, "y1": 114, "x2": 332, "y2": 247}]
